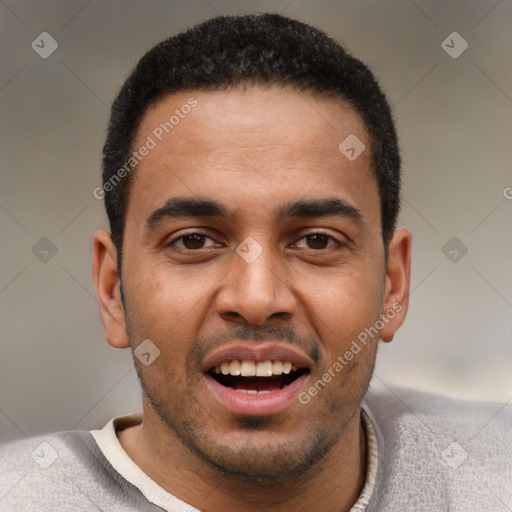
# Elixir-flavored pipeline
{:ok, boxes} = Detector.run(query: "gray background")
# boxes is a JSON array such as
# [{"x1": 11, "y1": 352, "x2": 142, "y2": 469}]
[{"x1": 1, "y1": 0, "x2": 511, "y2": 443}]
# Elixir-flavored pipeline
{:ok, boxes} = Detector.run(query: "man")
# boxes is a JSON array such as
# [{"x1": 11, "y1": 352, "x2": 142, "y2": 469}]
[{"x1": 1, "y1": 13, "x2": 510, "y2": 512}]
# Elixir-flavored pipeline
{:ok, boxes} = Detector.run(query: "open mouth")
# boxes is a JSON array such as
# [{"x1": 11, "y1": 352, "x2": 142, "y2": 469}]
[{"x1": 207, "y1": 360, "x2": 310, "y2": 395}]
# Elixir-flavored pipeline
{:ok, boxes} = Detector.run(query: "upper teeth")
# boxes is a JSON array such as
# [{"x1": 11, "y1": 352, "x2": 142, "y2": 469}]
[{"x1": 215, "y1": 360, "x2": 297, "y2": 377}]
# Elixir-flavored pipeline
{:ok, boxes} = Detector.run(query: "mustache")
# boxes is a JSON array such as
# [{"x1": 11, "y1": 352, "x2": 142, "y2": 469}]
[{"x1": 189, "y1": 325, "x2": 320, "y2": 368}]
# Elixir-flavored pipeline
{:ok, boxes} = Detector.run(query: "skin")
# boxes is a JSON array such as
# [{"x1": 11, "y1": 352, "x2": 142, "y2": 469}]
[{"x1": 93, "y1": 86, "x2": 411, "y2": 512}]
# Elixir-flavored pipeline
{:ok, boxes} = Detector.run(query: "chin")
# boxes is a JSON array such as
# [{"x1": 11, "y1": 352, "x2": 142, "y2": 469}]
[{"x1": 185, "y1": 426, "x2": 336, "y2": 482}]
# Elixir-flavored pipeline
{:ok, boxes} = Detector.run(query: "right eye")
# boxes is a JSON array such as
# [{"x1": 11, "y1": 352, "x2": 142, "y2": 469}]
[{"x1": 167, "y1": 232, "x2": 221, "y2": 250}]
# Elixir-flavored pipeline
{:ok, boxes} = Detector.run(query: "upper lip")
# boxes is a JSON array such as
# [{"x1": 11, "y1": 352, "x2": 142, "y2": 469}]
[{"x1": 201, "y1": 341, "x2": 314, "y2": 373}]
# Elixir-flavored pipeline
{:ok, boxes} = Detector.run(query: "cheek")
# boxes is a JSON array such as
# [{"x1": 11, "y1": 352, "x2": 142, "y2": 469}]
[
  {"x1": 299, "y1": 265, "x2": 383, "y2": 353},
  {"x1": 124, "y1": 269, "x2": 207, "y2": 365},
  {"x1": 130, "y1": 266, "x2": 209, "y2": 324}
]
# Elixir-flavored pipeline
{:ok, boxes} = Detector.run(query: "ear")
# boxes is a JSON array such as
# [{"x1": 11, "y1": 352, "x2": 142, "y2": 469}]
[
  {"x1": 380, "y1": 226, "x2": 412, "y2": 343},
  {"x1": 92, "y1": 230, "x2": 130, "y2": 349}
]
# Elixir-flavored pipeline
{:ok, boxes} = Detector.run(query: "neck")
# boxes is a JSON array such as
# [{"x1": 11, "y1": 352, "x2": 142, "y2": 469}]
[{"x1": 117, "y1": 405, "x2": 367, "y2": 512}]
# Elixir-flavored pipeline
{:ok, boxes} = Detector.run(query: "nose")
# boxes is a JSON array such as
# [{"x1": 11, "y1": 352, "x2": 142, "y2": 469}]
[{"x1": 215, "y1": 245, "x2": 297, "y2": 326}]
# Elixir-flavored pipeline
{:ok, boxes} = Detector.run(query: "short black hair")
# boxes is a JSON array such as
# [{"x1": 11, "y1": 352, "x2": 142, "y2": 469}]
[{"x1": 102, "y1": 13, "x2": 401, "y2": 271}]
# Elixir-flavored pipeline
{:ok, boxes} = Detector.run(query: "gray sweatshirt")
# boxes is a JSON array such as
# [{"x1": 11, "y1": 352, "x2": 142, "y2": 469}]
[{"x1": 1, "y1": 386, "x2": 510, "y2": 511}]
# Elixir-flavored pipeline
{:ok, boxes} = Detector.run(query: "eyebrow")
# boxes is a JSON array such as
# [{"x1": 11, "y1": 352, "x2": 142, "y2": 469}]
[
  {"x1": 146, "y1": 196, "x2": 363, "y2": 229},
  {"x1": 278, "y1": 198, "x2": 363, "y2": 223},
  {"x1": 146, "y1": 197, "x2": 229, "y2": 228}
]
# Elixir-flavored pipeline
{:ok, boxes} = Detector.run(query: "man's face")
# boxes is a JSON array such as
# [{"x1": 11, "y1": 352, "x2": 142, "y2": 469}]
[{"x1": 116, "y1": 86, "x2": 391, "y2": 478}]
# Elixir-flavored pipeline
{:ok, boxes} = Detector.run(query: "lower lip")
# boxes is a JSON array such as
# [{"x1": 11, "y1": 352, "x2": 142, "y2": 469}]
[{"x1": 204, "y1": 373, "x2": 308, "y2": 416}]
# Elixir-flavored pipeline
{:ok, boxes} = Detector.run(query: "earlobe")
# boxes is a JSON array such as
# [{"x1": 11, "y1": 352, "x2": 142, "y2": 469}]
[
  {"x1": 92, "y1": 230, "x2": 130, "y2": 349},
  {"x1": 380, "y1": 227, "x2": 412, "y2": 343}
]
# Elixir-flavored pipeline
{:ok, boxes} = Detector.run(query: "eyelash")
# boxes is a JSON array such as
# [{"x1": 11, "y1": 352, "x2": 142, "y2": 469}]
[
  {"x1": 167, "y1": 230, "x2": 221, "y2": 250},
  {"x1": 165, "y1": 229, "x2": 345, "y2": 251}
]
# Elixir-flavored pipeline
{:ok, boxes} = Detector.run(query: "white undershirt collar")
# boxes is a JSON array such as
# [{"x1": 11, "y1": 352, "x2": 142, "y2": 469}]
[{"x1": 91, "y1": 407, "x2": 379, "y2": 511}]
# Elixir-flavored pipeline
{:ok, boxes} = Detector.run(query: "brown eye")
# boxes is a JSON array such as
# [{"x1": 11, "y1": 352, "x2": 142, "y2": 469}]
[
  {"x1": 181, "y1": 234, "x2": 206, "y2": 249},
  {"x1": 306, "y1": 234, "x2": 330, "y2": 249},
  {"x1": 167, "y1": 232, "x2": 221, "y2": 251}
]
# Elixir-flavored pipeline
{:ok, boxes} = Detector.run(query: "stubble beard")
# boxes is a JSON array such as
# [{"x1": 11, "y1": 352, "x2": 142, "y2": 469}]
[
  {"x1": 122, "y1": 289, "x2": 378, "y2": 483},
  {"x1": 133, "y1": 355, "x2": 375, "y2": 483}
]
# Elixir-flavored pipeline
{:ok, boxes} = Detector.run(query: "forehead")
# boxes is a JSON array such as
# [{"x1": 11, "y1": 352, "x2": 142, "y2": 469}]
[
  {"x1": 126, "y1": 86, "x2": 379, "y2": 229},
  {"x1": 136, "y1": 86, "x2": 369, "y2": 156}
]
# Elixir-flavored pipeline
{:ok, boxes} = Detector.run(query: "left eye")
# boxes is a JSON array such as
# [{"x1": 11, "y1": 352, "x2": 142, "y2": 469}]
[
  {"x1": 294, "y1": 233, "x2": 338, "y2": 250},
  {"x1": 171, "y1": 233, "x2": 219, "y2": 250}
]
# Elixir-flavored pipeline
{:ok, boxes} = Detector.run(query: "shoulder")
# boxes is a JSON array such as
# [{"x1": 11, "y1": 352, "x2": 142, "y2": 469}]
[
  {"x1": 365, "y1": 384, "x2": 512, "y2": 437},
  {"x1": 0, "y1": 429, "x2": 146, "y2": 511},
  {"x1": 0, "y1": 431, "x2": 77, "y2": 480},
  {"x1": 364, "y1": 385, "x2": 512, "y2": 511},
  {"x1": 1, "y1": 431, "x2": 95, "y2": 509}
]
